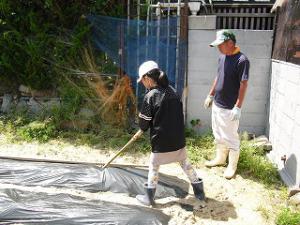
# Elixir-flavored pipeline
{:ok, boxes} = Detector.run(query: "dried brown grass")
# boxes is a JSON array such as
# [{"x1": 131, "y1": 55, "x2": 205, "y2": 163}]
[{"x1": 79, "y1": 47, "x2": 136, "y2": 126}]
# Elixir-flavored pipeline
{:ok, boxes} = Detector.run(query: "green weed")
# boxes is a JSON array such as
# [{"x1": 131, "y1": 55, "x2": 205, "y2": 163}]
[
  {"x1": 276, "y1": 208, "x2": 300, "y2": 225},
  {"x1": 17, "y1": 119, "x2": 56, "y2": 142},
  {"x1": 256, "y1": 205, "x2": 271, "y2": 220},
  {"x1": 186, "y1": 132, "x2": 215, "y2": 166},
  {"x1": 0, "y1": 112, "x2": 287, "y2": 188},
  {"x1": 238, "y1": 140, "x2": 282, "y2": 186},
  {"x1": 57, "y1": 131, "x2": 99, "y2": 146},
  {"x1": 0, "y1": 1, "x2": 124, "y2": 91},
  {"x1": 185, "y1": 131, "x2": 282, "y2": 186}
]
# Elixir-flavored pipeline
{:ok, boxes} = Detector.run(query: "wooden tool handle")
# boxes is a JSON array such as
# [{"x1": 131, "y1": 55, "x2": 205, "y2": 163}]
[{"x1": 102, "y1": 129, "x2": 143, "y2": 168}]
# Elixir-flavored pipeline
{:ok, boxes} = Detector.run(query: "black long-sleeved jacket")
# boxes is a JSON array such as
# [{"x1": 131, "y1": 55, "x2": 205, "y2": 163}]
[{"x1": 138, "y1": 85, "x2": 185, "y2": 153}]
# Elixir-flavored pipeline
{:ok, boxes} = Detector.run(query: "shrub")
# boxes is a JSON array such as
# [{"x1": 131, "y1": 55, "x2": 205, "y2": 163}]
[
  {"x1": 238, "y1": 141, "x2": 282, "y2": 186},
  {"x1": 0, "y1": 0, "x2": 124, "y2": 90},
  {"x1": 17, "y1": 119, "x2": 56, "y2": 142}
]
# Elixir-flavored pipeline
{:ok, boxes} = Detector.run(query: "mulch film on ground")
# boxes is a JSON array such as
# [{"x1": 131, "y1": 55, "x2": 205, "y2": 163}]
[
  {"x1": 0, "y1": 188, "x2": 170, "y2": 224},
  {"x1": 0, "y1": 158, "x2": 189, "y2": 224}
]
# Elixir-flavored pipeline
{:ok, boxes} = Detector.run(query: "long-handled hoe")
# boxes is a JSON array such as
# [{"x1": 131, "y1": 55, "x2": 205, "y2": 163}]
[{"x1": 101, "y1": 129, "x2": 143, "y2": 169}]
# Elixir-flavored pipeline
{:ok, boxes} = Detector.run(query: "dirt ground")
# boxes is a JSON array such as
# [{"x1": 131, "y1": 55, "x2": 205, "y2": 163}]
[{"x1": 0, "y1": 134, "x2": 283, "y2": 225}]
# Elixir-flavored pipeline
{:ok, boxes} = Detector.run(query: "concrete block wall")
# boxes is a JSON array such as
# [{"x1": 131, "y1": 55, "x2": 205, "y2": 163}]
[
  {"x1": 267, "y1": 60, "x2": 300, "y2": 188},
  {"x1": 187, "y1": 16, "x2": 273, "y2": 135}
]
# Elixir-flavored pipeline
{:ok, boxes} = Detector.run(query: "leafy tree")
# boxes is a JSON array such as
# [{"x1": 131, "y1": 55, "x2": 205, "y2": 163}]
[{"x1": 0, "y1": 0, "x2": 124, "y2": 91}]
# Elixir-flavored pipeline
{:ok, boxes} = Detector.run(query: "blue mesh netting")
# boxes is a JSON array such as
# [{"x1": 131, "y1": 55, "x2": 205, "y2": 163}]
[{"x1": 87, "y1": 15, "x2": 186, "y2": 98}]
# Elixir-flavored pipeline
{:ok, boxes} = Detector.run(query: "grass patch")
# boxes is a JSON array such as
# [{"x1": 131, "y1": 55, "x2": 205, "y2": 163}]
[
  {"x1": 238, "y1": 140, "x2": 282, "y2": 186},
  {"x1": 185, "y1": 131, "x2": 282, "y2": 187},
  {"x1": 186, "y1": 130, "x2": 215, "y2": 165},
  {"x1": 276, "y1": 207, "x2": 300, "y2": 225},
  {"x1": 0, "y1": 113, "x2": 150, "y2": 153},
  {"x1": 0, "y1": 114, "x2": 285, "y2": 187},
  {"x1": 0, "y1": 114, "x2": 292, "y2": 225},
  {"x1": 17, "y1": 119, "x2": 56, "y2": 142},
  {"x1": 256, "y1": 205, "x2": 271, "y2": 221},
  {"x1": 0, "y1": 114, "x2": 57, "y2": 143},
  {"x1": 54, "y1": 124, "x2": 150, "y2": 153},
  {"x1": 51, "y1": 123, "x2": 150, "y2": 153}
]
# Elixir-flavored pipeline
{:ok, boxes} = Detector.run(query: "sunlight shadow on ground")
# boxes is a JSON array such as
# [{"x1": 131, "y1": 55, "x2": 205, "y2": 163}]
[
  {"x1": 193, "y1": 197, "x2": 237, "y2": 221},
  {"x1": 155, "y1": 196, "x2": 237, "y2": 221}
]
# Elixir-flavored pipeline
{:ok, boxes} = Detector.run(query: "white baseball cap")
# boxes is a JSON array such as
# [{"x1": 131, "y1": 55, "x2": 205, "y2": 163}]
[
  {"x1": 137, "y1": 60, "x2": 159, "y2": 83},
  {"x1": 210, "y1": 30, "x2": 236, "y2": 47}
]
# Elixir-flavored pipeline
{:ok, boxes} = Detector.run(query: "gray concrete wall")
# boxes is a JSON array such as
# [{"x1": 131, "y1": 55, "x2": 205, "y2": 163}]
[
  {"x1": 267, "y1": 60, "x2": 300, "y2": 188},
  {"x1": 187, "y1": 16, "x2": 273, "y2": 135}
]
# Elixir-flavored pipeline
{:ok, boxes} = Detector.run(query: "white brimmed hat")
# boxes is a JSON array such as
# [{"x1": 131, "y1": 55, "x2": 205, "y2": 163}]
[
  {"x1": 137, "y1": 60, "x2": 159, "y2": 83},
  {"x1": 210, "y1": 30, "x2": 236, "y2": 47}
]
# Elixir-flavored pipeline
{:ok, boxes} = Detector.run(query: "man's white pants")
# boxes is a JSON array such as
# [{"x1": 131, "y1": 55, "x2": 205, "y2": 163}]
[{"x1": 212, "y1": 103, "x2": 240, "y2": 151}]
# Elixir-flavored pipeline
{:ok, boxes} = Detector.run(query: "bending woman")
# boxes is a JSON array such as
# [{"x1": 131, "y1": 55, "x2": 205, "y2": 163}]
[{"x1": 136, "y1": 60, "x2": 205, "y2": 206}]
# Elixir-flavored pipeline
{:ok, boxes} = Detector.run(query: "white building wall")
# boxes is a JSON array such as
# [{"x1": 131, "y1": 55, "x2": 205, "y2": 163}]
[
  {"x1": 187, "y1": 16, "x2": 273, "y2": 135},
  {"x1": 267, "y1": 60, "x2": 300, "y2": 188}
]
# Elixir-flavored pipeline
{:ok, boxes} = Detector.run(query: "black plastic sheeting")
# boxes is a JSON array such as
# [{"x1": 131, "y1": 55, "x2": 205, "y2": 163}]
[
  {"x1": 0, "y1": 158, "x2": 190, "y2": 224},
  {"x1": 0, "y1": 188, "x2": 170, "y2": 224},
  {"x1": 0, "y1": 158, "x2": 189, "y2": 198}
]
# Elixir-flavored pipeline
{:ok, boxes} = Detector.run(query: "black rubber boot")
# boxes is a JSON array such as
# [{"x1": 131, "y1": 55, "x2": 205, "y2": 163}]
[
  {"x1": 136, "y1": 183, "x2": 156, "y2": 206},
  {"x1": 191, "y1": 178, "x2": 205, "y2": 200}
]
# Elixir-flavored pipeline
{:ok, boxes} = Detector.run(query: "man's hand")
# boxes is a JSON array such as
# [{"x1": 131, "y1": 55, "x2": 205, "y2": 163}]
[
  {"x1": 204, "y1": 95, "x2": 214, "y2": 109},
  {"x1": 230, "y1": 106, "x2": 241, "y2": 121}
]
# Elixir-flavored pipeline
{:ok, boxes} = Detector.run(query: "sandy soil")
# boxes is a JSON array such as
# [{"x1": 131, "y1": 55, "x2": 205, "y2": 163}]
[{"x1": 0, "y1": 134, "x2": 283, "y2": 225}]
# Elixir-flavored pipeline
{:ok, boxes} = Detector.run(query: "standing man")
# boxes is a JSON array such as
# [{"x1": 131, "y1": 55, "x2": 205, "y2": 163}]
[{"x1": 204, "y1": 30, "x2": 250, "y2": 179}]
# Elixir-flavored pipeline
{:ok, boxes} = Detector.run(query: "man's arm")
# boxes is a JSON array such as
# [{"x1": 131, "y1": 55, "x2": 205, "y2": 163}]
[
  {"x1": 235, "y1": 80, "x2": 248, "y2": 108},
  {"x1": 208, "y1": 77, "x2": 217, "y2": 96},
  {"x1": 204, "y1": 77, "x2": 218, "y2": 109}
]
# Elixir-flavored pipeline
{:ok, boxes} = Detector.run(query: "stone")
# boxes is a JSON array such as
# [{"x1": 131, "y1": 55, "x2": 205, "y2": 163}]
[
  {"x1": 31, "y1": 89, "x2": 57, "y2": 97},
  {"x1": 19, "y1": 85, "x2": 31, "y2": 96},
  {"x1": 288, "y1": 192, "x2": 300, "y2": 207},
  {"x1": 78, "y1": 108, "x2": 96, "y2": 119},
  {"x1": 253, "y1": 135, "x2": 272, "y2": 151},
  {"x1": 28, "y1": 97, "x2": 42, "y2": 114},
  {"x1": 1, "y1": 94, "x2": 13, "y2": 113},
  {"x1": 289, "y1": 188, "x2": 300, "y2": 197},
  {"x1": 240, "y1": 131, "x2": 255, "y2": 141},
  {"x1": 43, "y1": 98, "x2": 61, "y2": 111}
]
